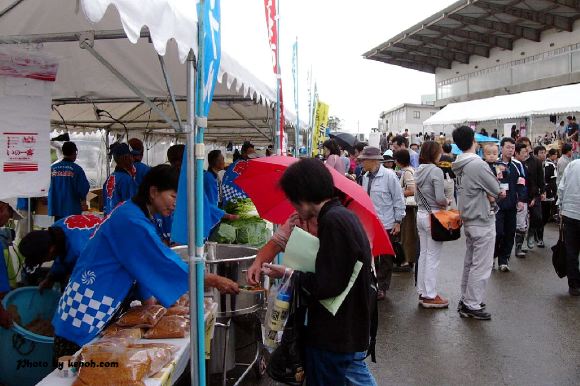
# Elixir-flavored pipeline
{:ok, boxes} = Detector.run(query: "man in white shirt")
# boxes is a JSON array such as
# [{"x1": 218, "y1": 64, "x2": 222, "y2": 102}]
[
  {"x1": 557, "y1": 159, "x2": 580, "y2": 296},
  {"x1": 359, "y1": 146, "x2": 406, "y2": 300}
]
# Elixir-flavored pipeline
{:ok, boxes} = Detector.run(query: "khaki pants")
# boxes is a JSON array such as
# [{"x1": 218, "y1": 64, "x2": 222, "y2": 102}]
[
  {"x1": 400, "y1": 206, "x2": 417, "y2": 264},
  {"x1": 461, "y1": 224, "x2": 496, "y2": 310}
]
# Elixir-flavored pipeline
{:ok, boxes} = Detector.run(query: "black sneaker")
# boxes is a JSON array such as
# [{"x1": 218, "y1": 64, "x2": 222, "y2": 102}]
[
  {"x1": 457, "y1": 300, "x2": 486, "y2": 311},
  {"x1": 569, "y1": 287, "x2": 580, "y2": 297},
  {"x1": 536, "y1": 240, "x2": 545, "y2": 248},
  {"x1": 458, "y1": 305, "x2": 491, "y2": 320}
]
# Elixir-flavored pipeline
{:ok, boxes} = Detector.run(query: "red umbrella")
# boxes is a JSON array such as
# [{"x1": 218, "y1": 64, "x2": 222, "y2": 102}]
[{"x1": 234, "y1": 156, "x2": 393, "y2": 256}]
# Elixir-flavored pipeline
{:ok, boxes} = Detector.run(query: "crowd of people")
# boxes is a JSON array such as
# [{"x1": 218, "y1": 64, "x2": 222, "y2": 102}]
[{"x1": 0, "y1": 124, "x2": 577, "y2": 385}]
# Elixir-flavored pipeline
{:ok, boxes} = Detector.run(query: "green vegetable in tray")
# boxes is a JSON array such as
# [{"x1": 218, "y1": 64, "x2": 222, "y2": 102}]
[
  {"x1": 223, "y1": 216, "x2": 270, "y2": 247},
  {"x1": 209, "y1": 223, "x2": 237, "y2": 244},
  {"x1": 223, "y1": 198, "x2": 257, "y2": 218}
]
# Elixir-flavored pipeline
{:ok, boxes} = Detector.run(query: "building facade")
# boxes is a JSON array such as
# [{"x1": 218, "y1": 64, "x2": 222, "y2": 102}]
[{"x1": 380, "y1": 103, "x2": 439, "y2": 135}]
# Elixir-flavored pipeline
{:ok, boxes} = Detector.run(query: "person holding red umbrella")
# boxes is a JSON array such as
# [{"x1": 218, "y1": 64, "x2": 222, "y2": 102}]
[{"x1": 261, "y1": 158, "x2": 376, "y2": 386}]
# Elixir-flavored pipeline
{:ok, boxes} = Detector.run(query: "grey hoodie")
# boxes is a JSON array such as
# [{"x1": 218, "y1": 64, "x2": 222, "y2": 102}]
[
  {"x1": 452, "y1": 153, "x2": 501, "y2": 226},
  {"x1": 414, "y1": 164, "x2": 448, "y2": 211}
]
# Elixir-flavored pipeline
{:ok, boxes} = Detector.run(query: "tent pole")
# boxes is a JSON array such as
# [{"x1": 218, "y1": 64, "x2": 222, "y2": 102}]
[
  {"x1": 158, "y1": 54, "x2": 183, "y2": 131},
  {"x1": 186, "y1": 50, "x2": 200, "y2": 386},
  {"x1": 0, "y1": 29, "x2": 149, "y2": 44},
  {"x1": 79, "y1": 39, "x2": 180, "y2": 131},
  {"x1": 227, "y1": 104, "x2": 271, "y2": 140},
  {"x1": 105, "y1": 129, "x2": 111, "y2": 178}
]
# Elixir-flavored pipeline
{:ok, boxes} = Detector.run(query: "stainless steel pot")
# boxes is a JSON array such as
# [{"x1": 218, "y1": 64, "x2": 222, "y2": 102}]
[{"x1": 171, "y1": 244, "x2": 264, "y2": 318}]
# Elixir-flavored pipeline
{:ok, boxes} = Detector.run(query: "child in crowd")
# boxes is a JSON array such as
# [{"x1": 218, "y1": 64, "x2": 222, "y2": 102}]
[{"x1": 483, "y1": 143, "x2": 501, "y2": 213}]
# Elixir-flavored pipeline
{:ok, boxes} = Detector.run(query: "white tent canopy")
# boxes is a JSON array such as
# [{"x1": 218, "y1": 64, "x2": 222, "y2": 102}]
[
  {"x1": 0, "y1": 0, "x2": 305, "y2": 146},
  {"x1": 424, "y1": 83, "x2": 580, "y2": 126}
]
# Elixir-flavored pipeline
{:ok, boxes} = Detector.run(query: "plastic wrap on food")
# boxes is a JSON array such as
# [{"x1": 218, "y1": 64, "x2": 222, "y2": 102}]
[
  {"x1": 165, "y1": 305, "x2": 189, "y2": 317},
  {"x1": 129, "y1": 342, "x2": 179, "y2": 354},
  {"x1": 175, "y1": 294, "x2": 189, "y2": 307},
  {"x1": 143, "y1": 315, "x2": 189, "y2": 339},
  {"x1": 72, "y1": 349, "x2": 151, "y2": 386},
  {"x1": 103, "y1": 327, "x2": 143, "y2": 340},
  {"x1": 116, "y1": 305, "x2": 167, "y2": 328}
]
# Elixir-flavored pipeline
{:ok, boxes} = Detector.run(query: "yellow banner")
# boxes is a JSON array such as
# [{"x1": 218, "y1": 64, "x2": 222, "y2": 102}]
[{"x1": 311, "y1": 101, "x2": 329, "y2": 156}]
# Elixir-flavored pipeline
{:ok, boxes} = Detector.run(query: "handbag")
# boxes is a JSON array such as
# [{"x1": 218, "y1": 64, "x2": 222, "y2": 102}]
[
  {"x1": 551, "y1": 219, "x2": 567, "y2": 278},
  {"x1": 416, "y1": 186, "x2": 462, "y2": 242},
  {"x1": 400, "y1": 169, "x2": 417, "y2": 207}
]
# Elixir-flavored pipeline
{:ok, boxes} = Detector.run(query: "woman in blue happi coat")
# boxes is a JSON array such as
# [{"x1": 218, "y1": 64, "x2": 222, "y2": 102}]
[{"x1": 52, "y1": 165, "x2": 239, "y2": 358}]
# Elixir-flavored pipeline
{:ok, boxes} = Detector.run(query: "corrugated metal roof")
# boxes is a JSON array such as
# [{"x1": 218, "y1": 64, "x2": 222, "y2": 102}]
[{"x1": 364, "y1": 0, "x2": 580, "y2": 73}]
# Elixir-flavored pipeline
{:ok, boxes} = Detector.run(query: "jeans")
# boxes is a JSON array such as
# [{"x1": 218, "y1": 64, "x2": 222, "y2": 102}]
[
  {"x1": 304, "y1": 346, "x2": 375, "y2": 386},
  {"x1": 346, "y1": 351, "x2": 378, "y2": 386},
  {"x1": 416, "y1": 211, "x2": 443, "y2": 299},
  {"x1": 495, "y1": 209, "x2": 517, "y2": 266},
  {"x1": 564, "y1": 216, "x2": 580, "y2": 289}
]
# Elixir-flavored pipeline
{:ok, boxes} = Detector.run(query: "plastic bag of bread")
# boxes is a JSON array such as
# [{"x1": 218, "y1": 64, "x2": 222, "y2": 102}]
[
  {"x1": 105, "y1": 328, "x2": 143, "y2": 340},
  {"x1": 82, "y1": 337, "x2": 136, "y2": 354},
  {"x1": 143, "y1": 315, "x2": 189, "y2": 339},
  {"x1": 175, "y1": 294, "x2": 189, "y2": 307},
  {"x1": 165, "y1": 305, "x2": 189, "y2": 317},
  {"x1": 73, "y1": 348, "x2": 151, "y2": 386},
  {"x1": 116, "y1": 305, "x2": 167, "y2": 328},
  {"x1": 129, "y1": 342, "x2": 179, "y2": 354}
]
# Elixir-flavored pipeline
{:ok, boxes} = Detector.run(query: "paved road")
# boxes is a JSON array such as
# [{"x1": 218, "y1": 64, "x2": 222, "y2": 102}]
[
  {"x1": 235, "y1": 223, "x2": 579, "y2": 386},
  {"x1": 368, "y1": 222, "x2": 579, "y2": 386}
]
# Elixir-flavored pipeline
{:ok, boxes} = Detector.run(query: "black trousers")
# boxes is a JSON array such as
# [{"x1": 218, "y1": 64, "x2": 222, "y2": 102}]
[
  {"x1": 537, "y1": 201, "x2": 555, "y2": 241},
  {"x1": 564, "y1": 216, "x2": 580, "y2": 289},
  {"x1": 376, "y1": 230, "x2": 398, "y2": 292},
  {"x1": 495, "y1": 209, "x2": 517, "y2": 266},
  {"x1": 528, "y1": 197, "x2": 543, "y2": 237}
]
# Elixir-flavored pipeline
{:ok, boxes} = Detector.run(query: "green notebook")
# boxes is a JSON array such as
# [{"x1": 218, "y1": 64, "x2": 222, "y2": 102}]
[{"x1": 283, "y1": 227, "x2": 363, "y2": 316}]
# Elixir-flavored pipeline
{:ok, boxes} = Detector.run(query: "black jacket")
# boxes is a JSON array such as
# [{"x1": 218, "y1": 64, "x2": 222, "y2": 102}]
[
  {"x1": 300, "y1": 199, "x2": 372, "y2": 353},
  {"x1": 524, "y1": 155, "x2": 545, "y2": 198},
  {"x1": 492, "y1": 160, "x2": 524, "y2": 210}
]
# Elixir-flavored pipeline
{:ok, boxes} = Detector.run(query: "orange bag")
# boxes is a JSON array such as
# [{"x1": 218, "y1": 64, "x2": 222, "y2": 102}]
[{"x1": 116, "y1": 305, "x2": 167, "y2": 328}]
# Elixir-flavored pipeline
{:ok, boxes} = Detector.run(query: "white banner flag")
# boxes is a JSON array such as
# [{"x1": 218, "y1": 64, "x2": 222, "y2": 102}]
[{"x1": 0, "y1": 47, "x2": 57, "y2": 198}]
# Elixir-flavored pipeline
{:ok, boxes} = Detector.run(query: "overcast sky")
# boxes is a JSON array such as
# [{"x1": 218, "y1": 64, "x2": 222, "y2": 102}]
[{"x1": 222, "y1": 0, "x2": 457, "y2": 135}]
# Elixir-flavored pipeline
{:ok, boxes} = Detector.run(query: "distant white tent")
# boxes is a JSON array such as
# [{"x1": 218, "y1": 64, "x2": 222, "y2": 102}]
[{"x1": 424, "y1": 83, "x2": 580, "y2": 126}]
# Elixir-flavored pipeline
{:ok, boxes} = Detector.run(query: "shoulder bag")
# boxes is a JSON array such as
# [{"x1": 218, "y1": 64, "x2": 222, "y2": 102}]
[
  {"x1": 551, "y1": 218, "x2": 567, "y2": 278},
  {"x1": 400, "y1": 169, "x2": 417, "y2": 207},
  {"x1": 416, "y1": 186, "x2": 462, "y2": 242}
]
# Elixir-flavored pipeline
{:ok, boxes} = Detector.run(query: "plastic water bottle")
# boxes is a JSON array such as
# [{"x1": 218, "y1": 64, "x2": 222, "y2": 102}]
[{"x1": 268, "y1": 291, "x2": 291, "y2": 331}]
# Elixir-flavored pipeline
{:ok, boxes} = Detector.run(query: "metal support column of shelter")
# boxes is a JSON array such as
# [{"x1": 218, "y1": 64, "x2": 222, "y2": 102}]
[
  {"x1": 158, "y1": 54, "x2": 183, "y2": 131},
  {"x1": 186, "y1": 50, "x2": 200, "y2": 386}
]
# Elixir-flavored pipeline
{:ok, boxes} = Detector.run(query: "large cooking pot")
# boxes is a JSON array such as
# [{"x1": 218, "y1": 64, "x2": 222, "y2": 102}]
[{"x1": 171, "y1": 244, "x2": 264, "y2": 318}]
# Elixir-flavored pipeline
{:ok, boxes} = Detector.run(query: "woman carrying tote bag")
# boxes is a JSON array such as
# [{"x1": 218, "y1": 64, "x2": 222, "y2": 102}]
[{"x1": 414, "y1": 141, "x2": 451, "y2": 309}]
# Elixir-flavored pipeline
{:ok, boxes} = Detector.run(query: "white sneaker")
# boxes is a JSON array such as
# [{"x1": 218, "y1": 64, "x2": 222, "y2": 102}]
[{"x1": 499, "y1": 264, "x2": 510, "y2": 272}]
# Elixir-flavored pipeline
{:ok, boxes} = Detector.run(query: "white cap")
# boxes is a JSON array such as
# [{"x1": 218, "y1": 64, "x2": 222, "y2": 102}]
[{"x1": 0, "y1": 197, "x2": 23, "y2": 220}]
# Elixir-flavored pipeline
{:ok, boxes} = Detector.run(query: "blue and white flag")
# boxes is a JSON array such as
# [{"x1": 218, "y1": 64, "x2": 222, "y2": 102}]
[
  {"x1": 221, "y1": 160, "x2": 249, "y2": 205},
  {"x1": 172, "y1": 0, "x2": 222, "y2": 245}
]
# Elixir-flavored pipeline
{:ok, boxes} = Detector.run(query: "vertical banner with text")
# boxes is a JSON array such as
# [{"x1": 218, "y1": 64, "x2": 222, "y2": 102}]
[
  {"x1": 264, "y1": 0, "x2": 285, "y2": 154},
  {"x1": 172, "y1": 0, "x2": 222, "y2": 245},
  {"x1": 0, "y1": 47, "x2": 57, "y2": 198},
  {"x1": 312, "y1": 101, "x2": 329, "y2": 157}
]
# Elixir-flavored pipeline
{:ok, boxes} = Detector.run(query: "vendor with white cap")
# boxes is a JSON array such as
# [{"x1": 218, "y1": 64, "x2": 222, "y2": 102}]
[{"x1": 0, "y1": 197, "x2": 23, "y2": 328}]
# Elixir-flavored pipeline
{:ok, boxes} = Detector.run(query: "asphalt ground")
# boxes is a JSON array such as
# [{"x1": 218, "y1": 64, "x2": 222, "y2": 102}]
[{"x1": 234, "y1": 222, "x2": 580, "y2": 386}]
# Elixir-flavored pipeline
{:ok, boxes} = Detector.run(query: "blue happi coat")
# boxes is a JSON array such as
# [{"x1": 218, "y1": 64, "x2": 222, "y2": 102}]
[
  {"x1": 102, "y1": 169, "x2": 138, "y2": 216},
  {"x1": 48, "y1": 160, "x2": 90, "y2": 217},
  {"x1": 52, "y1": 201, "x2": 188, "y2": 345},
  {"x1": 49, "y1": 215, "x2": 102, "y2": 281}
]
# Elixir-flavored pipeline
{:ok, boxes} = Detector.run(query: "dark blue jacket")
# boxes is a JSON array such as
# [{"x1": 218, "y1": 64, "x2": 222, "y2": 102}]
[
  {"x1": 102, "y1": 168, "x2": 138, "y2": 216},
  {"x1": 491, "y1": 160, "x2": 523, "y2": 210},
  {"x1": 48, "y1": 159, "x2": 90, "y2": 217},
  {"x1": 133, "y1": 161, "x2": 151, "y2": 187}
]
